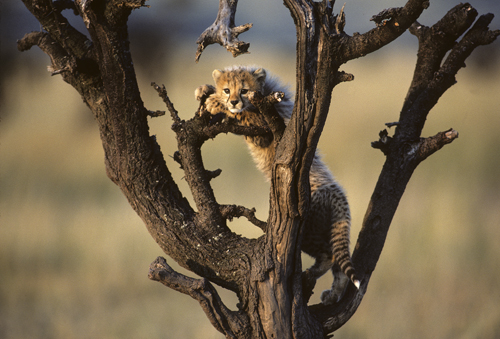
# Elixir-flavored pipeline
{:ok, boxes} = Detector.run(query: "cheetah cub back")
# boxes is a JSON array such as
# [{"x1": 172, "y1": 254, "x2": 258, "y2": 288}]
[{"x1": 195, "y1": 65, "x2": 360, "y2": 304}]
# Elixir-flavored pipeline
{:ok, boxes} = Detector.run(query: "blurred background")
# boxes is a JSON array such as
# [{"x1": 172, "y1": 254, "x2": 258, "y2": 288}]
[{"x1": 1, "y1": 0, "x2": 499, "y2": 338}]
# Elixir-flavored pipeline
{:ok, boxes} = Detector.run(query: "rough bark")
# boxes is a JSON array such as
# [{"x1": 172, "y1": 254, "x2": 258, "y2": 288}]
[{"x1": 18, "y1": 0, "x2": 499, "y2": 338}]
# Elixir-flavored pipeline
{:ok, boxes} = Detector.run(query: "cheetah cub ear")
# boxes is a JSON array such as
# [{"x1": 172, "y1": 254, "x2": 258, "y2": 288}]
[
  {"x1": 253, "y1": 68, "x2": 266, "y2": 87},
  {"x1": 212, "y1": 69, "x2": 223, "y2": 82}
]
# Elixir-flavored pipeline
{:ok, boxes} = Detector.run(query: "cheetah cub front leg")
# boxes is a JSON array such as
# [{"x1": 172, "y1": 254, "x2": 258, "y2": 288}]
[
  {"x1": 194, "y1": 84, "x2": 215, "y2": 103},
  {"x1": 194, "y1": 84, "x2": 229, "y2": 118}
]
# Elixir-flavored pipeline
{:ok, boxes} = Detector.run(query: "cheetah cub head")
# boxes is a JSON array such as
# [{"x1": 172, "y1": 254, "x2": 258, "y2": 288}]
[{"x1": 212, "y1": 68, "x2": 266, "y2": 117}]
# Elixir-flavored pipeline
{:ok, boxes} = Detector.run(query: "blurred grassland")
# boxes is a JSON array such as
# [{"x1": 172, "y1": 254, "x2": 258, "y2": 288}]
[{"x1": 2, "y1": 7, "x2": 500, "y2": 338}]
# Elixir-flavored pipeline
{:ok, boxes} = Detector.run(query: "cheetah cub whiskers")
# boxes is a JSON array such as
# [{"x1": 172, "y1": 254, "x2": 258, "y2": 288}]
[{"x1": 195, "y1": 65, "x2": 360, "y2": 304}]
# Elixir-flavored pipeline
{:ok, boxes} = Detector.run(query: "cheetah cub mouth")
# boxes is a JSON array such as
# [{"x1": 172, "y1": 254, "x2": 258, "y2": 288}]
[{"x1": 228, "y1": 106, "x2": 242, "y2": 114}]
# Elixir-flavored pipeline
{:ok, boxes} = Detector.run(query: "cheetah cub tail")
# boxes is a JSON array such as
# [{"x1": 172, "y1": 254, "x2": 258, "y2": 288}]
[{"x1": 354, "y1": 279, "x2": 360, "y2": 289}]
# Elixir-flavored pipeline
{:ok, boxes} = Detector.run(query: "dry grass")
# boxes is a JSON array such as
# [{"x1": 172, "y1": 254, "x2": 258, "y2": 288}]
[{"x1": 2, "y1": 39, "x2": 500, "y2": 339}]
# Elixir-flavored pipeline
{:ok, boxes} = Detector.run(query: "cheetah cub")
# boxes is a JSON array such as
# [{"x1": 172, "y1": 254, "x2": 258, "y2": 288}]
[{"x1": 195, "y1": 65, "x2": 360, "y2": 304}]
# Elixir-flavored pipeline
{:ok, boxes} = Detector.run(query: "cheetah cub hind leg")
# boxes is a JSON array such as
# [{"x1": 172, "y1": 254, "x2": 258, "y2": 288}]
[
  {"x1": 320, "y1": 264, "x2": 350, "y2": 305},
  {"x1": 306, "y1": 254, "x2": 347, "y2": 305}
]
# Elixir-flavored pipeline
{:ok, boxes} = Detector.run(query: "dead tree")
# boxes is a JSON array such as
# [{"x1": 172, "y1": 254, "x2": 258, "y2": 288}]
[{"x1": 18, "y1": 0, "x2": 499, "y2": 337}]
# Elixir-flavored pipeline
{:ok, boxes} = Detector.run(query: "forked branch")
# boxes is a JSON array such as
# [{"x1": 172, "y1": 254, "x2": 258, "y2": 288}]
[
  {"x1": 398, "y1": 3, "x2": 500, "y2": 141},
  {"x1": 195, "y1": 0, "x2": 252, "y2": 62}
]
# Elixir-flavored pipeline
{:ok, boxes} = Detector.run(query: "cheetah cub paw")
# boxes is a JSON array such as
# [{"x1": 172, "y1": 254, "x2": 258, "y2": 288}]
[
  {"x1": 194, "y1": 84, "x2": 215, "y2": 102},
  {"x1": 320, "y1": 273, "x2": 349, "y2": 305}
]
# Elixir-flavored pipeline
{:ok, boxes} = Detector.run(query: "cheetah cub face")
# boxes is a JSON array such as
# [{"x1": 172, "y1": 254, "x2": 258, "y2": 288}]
[{"x1": 212, "y1": 68, "x2": 266, "y2": 117}]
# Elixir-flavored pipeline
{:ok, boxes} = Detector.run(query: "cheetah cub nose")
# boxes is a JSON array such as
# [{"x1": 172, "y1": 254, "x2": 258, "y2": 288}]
[{"x1": 230, "y1": 100, "x2": 239, "y2": 106}]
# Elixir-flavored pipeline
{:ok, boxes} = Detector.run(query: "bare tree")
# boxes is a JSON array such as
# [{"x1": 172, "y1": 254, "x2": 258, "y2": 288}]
[{"x1": 18, "y1": 0, "x2": 499, "y2": 338}]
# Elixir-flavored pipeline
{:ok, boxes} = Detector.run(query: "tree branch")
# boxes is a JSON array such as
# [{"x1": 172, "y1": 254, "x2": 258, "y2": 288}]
[
  {"x1": 195, "y1": 0, "x2": 252, "y2": 62},
  {"x1": 398, "y1": 4, "x2": 500, "y2": 142},
  {"x1": 219, "y1": 205, "x2": 268, "y2": 231},
  {"x1": 149, "y1": 257, "x2": 249, "y2": 338},
  {"x1": 417, "y1": 128, "x2": 459, "y2": 161},
  {"x1": 349, "y1": 0, "x2": 429, "y2": 59},
  {"x1": 21, "y1": 0, "x2": 94, "y2": 60},
  {"x1": 405, "y1": 3, "x2": 478, "y2": 113},
  {"x1": 309, "y1": 4, "x2": 499, "y2": 333},
  {"x1": 151, "y1": 82, "x2": 180, "y2": 123},
  {"x1": 17, "y1": 31, "x2": 74, "y2": 76},
  {"x1": 248, "y1": 91, "x2": 287, "y2": 144},
  {"x1": 329, "y1": 0, "x2": 430, "y2": 64},
  {"x1": 202, "y1": 117, "x2": 272, "y2": 140}
]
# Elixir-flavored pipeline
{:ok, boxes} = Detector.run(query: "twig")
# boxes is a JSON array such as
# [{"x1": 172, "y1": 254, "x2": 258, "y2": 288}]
[
  {"x1": 219, "y1": 205, "x2": 267, "y2": 231},
  {"x1": 206, "y1": 168, "x2": 223, "y2": 181},
  {"x1": 371, "y1": 129, "x2": 392, "y2": 155},
  {"x1": 151, "y1": 82, "x2": 180, "y2": 123},
  {"x1": 335, "y1": 71, "x2": 354, "y2": 84},
  {"x1": 417, "y1": 128, "x2": 459, "y2": 161},
  {"x1": 171, "y1": 154, "x2": 220, "y2": 187},
  {"x1": 147, "y1": 110, "x2": 166, "y2": 118}
]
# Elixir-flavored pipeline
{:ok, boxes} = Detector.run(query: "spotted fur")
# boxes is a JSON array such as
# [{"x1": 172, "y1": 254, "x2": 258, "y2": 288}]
[{"x1": 195, "y1": 66, "x2": 359, "y2": 304}]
